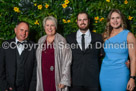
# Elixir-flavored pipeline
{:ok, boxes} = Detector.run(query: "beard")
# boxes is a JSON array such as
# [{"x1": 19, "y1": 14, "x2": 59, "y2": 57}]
[{"x1": 78, "y1": 23, "x2": 89, "y2": 31}]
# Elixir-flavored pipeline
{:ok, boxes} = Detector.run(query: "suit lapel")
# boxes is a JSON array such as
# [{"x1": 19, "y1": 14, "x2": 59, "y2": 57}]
[
  {"x1": 9, "y1": 38, "x2": 17, "y2": 85},
  {"x1": 11, "y1": 38, "x2": 17, "y2": 69},
  {"x1": 84, "y1": 31, "x2": 96, "y2": 53},
  {"x1": 90, "y1": 31, "x2": 96, "y2": 44},
  {"x1": 72, "y1": 32, "x2": 83, "y2": 52},
  {"x1": 21, "y1": 42, "x2": 29, "y2": 64}
]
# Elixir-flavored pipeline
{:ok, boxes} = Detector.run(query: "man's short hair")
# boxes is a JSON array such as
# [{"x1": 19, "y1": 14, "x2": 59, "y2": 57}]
[
  {"x1": 77, "y1": 11, "x2": 89, "y2": 20},
  {"x1": 16, "y1": 21, "x2": 29, "y2": 28}
]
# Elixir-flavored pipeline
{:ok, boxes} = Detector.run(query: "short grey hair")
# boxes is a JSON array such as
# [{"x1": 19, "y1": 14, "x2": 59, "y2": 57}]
[{"x1": 43, "y1": 16, "x2": 57, "y2": 29}]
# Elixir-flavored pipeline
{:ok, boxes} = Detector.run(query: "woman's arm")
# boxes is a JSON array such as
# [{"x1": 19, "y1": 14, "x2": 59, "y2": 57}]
[
  {"x1": 127, "y1": 32, "x2": 136, "y2": 91},
  {"x1": 59, "y1": 39, "x2": 72, "y2": 87}
]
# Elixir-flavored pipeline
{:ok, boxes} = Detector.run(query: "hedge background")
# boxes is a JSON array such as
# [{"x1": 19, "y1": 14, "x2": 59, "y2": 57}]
[
  {"x1": 0, "y1": 0, "x2": 136, "y2": 44},
  {"x1": 0, "y1": 0, "x2": 136, "y2": 90}
]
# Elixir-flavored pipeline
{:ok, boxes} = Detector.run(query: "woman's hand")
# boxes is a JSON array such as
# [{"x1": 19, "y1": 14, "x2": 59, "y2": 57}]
[
  {"x1": 58, "y1": 84, "x2": 65, "y2": 89},
  {"x1": 127, "y1": 78, "x2": 135, "y2": 91}
]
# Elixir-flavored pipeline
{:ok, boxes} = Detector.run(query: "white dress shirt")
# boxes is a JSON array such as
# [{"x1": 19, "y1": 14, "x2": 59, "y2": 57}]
[
  {"x1": 15, "y1": 37, "x2": 25, "y2": 55},
  {"x1": 76, "y1": 29, "x2": 92, "y2": 50}
]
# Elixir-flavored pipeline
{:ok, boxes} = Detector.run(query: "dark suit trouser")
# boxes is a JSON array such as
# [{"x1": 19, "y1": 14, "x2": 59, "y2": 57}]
[{"x1": 69, "y1": 86, "x2": 100, "y2": 91}]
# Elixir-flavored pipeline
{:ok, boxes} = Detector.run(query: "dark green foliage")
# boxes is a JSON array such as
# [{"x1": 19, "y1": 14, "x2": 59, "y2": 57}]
[{"x1": 0, "y1": 0, "x2": 136, "y2": 43}]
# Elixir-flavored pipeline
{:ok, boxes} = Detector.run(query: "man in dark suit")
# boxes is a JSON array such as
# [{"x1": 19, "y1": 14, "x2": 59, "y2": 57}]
[
  {"x1": 66, "y1": 12, "x2": 104, "y2": 91},
  {"x1": 0, "y1": 21, "x2": 36, "y2": 91}
]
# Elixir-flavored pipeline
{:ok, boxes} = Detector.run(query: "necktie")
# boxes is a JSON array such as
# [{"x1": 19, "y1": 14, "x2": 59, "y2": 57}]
[{"x1": 81, "y1": 34, "x2": 85, "y2": 51}]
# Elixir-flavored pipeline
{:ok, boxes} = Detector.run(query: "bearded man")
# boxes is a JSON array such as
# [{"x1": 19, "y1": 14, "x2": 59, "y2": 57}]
[{"x1": 66, "y1": 12, "x2": 104, "y2": 91}]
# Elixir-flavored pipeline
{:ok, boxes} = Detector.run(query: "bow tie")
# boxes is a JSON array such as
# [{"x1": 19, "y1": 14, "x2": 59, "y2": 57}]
[{"x1": 17, "y1": 41, "x2": 26, "y2": 45}]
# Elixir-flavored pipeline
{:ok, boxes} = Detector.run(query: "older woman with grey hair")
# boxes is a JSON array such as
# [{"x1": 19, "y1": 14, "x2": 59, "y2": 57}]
[{"x1": 36, "y1": 16, "x2": 72, "y2": 91}]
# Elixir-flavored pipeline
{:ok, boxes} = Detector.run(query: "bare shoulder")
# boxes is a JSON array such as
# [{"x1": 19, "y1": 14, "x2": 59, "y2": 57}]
[{"x1": 127, "y1": 32, "x2": 136, "y2": 43}]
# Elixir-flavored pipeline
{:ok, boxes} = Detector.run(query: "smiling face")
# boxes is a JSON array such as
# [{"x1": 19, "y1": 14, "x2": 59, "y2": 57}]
[
  {"x1": 77, "y1": 13, "x2": 89, "y2": 32},
  {"x1": 14, "y1": 22, "x2": 29, "y2": 42},
  {"x1": 110, "y1": 12, "x2": 122, "y2": 29},
  {"x1": 44, "y1": 20, "x2": 56, "y2": 36}
]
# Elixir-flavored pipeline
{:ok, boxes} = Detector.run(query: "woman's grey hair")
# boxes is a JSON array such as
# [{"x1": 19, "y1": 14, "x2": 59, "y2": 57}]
[{"x1": 43, "y1": 16, "x2": 57, "y2": 29}]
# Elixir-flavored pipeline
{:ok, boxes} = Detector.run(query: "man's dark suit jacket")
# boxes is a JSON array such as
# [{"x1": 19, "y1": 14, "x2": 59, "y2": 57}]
[
  {"x1": 0, "y1": 38, "x2": 36, "y2": 91},
  {"x1": 66, "y1": 31, "x2": 104, "y2": 89}
]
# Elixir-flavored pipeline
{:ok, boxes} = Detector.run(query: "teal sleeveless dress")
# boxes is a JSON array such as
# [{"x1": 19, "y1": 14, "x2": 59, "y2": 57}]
[{"x1": 100, "y1": 30, "x2": 130, "y2": 91}]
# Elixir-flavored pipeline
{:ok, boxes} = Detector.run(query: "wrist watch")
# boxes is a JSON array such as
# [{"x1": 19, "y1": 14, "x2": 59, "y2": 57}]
[{"x1": 130, "y1": 76, "x2": 136, "y2": 80}]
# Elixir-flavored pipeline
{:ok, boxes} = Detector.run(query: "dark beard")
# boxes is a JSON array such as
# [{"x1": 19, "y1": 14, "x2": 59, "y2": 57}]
[
  {"x1": 79, "y1": 27, "x2": 88, "y2": 31},
  {"x1": 78, "y1": 24, "x2": 89, "y2": 31}
]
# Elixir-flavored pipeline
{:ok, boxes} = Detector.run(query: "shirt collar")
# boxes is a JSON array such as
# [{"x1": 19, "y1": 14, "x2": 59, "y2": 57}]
[{"x1": 77, "y1": 29, "x2": 91, "y2": 37}]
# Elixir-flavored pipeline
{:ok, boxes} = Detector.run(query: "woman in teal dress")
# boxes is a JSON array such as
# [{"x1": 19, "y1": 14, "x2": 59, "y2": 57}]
[{"x1": 100, "y1": 9, "x2": 136, "y2": 91}]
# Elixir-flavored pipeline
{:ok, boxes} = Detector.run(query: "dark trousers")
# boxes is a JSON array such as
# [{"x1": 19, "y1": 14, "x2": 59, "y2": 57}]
[{"x1": 69, "y1": 86, "x2": 100, "y2": 91}]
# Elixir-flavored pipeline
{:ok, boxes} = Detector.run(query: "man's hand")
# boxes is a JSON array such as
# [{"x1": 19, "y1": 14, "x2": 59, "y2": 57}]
[
  {"x1": 9, "y1": 87, "x2": 13, "y2": 90},
  {"x1": 125, "y1": 60, "x2": 130, "y2": 68},
  {"x1": 5, "y1": 87, "x2": 13, "y2": 91}
]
